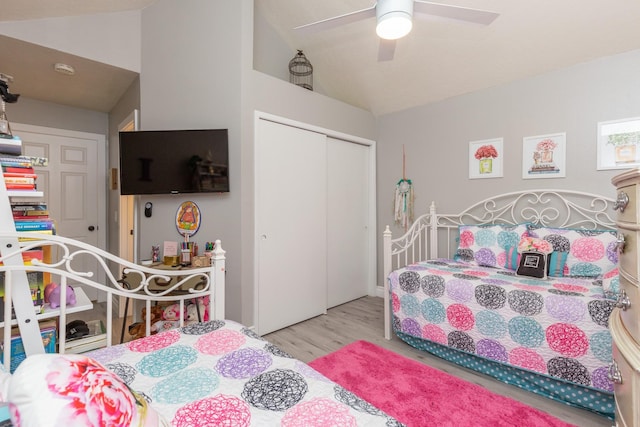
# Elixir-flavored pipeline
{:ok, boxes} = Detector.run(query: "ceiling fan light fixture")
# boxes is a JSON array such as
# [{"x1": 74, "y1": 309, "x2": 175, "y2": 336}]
[
  {"x1": 375, "y1": 0, "x2": 414, "y2": 40},
  {"x1": 376, "y1": 11, "x2": 412, "y2": 40}
]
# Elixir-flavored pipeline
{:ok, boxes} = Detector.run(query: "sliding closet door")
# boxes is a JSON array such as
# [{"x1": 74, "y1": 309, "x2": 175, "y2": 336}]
[
  {"x1": 327, "y1": 138, "x2": 370, "y2": 307},
  {"x1": 256, "y1": 119, "x2": 328, "y2": 335}
]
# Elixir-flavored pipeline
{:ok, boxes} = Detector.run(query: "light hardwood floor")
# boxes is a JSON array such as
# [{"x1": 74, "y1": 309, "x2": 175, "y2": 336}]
[{"x1": 264, "y1": 296, "x2": 613, "y2": 427}]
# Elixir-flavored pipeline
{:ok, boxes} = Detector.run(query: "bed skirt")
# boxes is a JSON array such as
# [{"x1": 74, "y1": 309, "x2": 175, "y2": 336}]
[{"x1": 394, "y1": 330, "x2": 615, "y2": 419}]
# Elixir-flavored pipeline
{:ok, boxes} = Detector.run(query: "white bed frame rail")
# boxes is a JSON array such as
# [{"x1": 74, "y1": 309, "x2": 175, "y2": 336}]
[
  {"x1": 383, "y1": 189, "x2": 617, "y2": 339},
  {"x1": 1, "y1": 232, "x2": 226, "y2": 370}
]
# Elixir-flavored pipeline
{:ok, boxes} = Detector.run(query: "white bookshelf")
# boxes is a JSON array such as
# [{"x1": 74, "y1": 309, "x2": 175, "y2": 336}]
[{"x1": 0, "y1": 287, "x2": 92, "y2": 328}]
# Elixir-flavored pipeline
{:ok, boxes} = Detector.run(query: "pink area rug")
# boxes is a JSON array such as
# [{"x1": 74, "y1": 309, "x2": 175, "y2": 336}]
[{"x1": 309, "y1": 340, "x2": 576, "y2": 427}]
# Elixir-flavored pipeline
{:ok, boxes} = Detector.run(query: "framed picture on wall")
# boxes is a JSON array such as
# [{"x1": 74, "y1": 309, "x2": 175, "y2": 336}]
[
  {"x1": 522, "y1": 132, "x2": 566, "y2": 179},
  {"x1": 597, "y1": 117, "x2": 640, "y2": 170},
  {"x1": 469, "y1": 138, "x2": 503, "y2": 179}
]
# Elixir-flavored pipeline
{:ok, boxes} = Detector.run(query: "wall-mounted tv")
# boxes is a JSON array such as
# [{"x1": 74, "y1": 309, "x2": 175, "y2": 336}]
[{"x1": 119, "y1": 129, "x2": 229, "y2": 195}]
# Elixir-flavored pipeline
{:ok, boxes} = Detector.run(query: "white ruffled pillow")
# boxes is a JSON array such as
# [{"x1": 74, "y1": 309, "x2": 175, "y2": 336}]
[
  {"x1": 8, "y1": 353, "x2": 169, "y2": 427},
  {"x1": 0, "y1": 363, "x2": 10, "y2": 402}
]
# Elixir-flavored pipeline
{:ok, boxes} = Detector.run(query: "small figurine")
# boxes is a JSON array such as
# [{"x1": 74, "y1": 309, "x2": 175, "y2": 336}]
[{"x1": 152, "y1": 245, "x2": 160, "y2": 262}]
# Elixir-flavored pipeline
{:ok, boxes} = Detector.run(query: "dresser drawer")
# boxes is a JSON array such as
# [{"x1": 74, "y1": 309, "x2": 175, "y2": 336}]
[
  {"x1": 618, "y1": 227, "x2": 640, "y2": 282},
  {"x1": 610, "y1": 310, "x2": 640, "y2": 427},
  {"x1": 618, "y1": 272, "x2": 640, "y2": 346}
]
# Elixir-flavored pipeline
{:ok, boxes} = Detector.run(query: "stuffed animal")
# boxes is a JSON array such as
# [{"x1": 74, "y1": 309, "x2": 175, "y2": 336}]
[
  {"x1": 195, "y1": 296, "x2": 210, "y2": 322},
  {"x1": 44, "y1": 283, "x2": 76, "y2": 309},
  {"x1": 128, "y1": 305, "x2": 164, "y2": 340},
  {"x1": 186, "y1": 303, "x2": 200, "y2": 323},
  {"x1": 162, "y1": 303, "x2": 184, "y2": 321}
]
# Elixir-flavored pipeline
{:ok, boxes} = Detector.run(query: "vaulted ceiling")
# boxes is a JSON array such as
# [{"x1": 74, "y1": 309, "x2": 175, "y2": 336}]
[{"x1": 2, "y1": 0, "x2": 640, "y2": 116}]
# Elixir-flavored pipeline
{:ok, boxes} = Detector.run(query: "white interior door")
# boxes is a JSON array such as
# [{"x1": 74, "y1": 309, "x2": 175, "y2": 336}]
[
  {"x1": 13, "y1": 124, "x2": 106, "y2": 301},
  {"x1": 256, "y1": 119, "x2": 328, "y2": 335},
  {"x1": 327, "y1": 138, "x2": 370, "y2": 307}
]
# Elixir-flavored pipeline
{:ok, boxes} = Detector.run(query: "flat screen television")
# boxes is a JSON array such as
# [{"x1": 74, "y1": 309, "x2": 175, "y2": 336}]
[{"x1": 119, "y1": 129, "x2": 229, "y2": 195}]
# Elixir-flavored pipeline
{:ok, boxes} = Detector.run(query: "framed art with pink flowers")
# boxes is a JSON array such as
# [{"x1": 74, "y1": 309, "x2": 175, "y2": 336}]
[
  {"x1": 469, "y1": 138, "x2": 503, "y2": 179},
  {"x1": 522, "y1": 132, "x2": 566, "y2": 179}
]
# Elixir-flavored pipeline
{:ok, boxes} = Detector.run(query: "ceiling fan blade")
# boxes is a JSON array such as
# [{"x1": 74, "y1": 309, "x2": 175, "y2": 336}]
[
  {"x1": 293, "y1": 6, "x2": 376, "y2": 34},
  {"x1": 378, "y1": 39, "x2": 396, "y2": 62},
  {"x1": 413, "y1": 1, "x2": 499, "y2": 25}
]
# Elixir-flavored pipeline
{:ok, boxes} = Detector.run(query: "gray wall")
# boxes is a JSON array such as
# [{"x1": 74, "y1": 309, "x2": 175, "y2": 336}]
[
  {"x1": 136, "y1": 0, "x2": 245, "y2": 322},
  {"x1": 8, "y1": 97, "x2": 107, "y2": 136},
  {"x1": 376, "y1": 48, "x2": 640, "y2": 284}
]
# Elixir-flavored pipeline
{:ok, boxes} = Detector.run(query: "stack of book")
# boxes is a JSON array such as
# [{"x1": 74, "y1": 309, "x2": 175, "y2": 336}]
[
  {"x1": 12, "y1": 201, "x2": 54, "y2": 234},
  {"x1": 0, "y1": 270, "x2": 46, "y2": 317},
  {"x1": 1, "y1": 154, "x2": 37, "y2": 191},
  {"x1": 0, "y1": 203, "x2": 50, "y2": 316},
  {"x1": 0, "y1": 319, "x2": 56, "y2": 373}
]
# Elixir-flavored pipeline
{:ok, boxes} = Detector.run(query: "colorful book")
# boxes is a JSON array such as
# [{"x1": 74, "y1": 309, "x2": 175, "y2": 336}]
[
  {"x1": 3, "y1": 172, "x2": 37, "y2": 179},
  {"x1": 4, "y1": 176, "x2": 35, "y2": 185},
  {"x1": 0, "y1": 319, "x2": 56, "y2": 373},
  {"x1": 5, "y1": 183, "x2": 36, "y2": 190},
  {"x1": 11, "y1": 202, "x2": 47, "y2": 211},
  {"x1": 0, "y1": 271, "x2": 46, "y2": 319},
  {"x1": 2, "y1": 166, "x2": 35, "y2": 174},
  {"x1": 0, "y1": 156, "x2": 32, "y2": 168},
  {"x1": 14, "y1": 220, "x2": 55, "y2": 231},
  {"x1": 13, "y1": 212, "x2": 50, "y2": 220}
]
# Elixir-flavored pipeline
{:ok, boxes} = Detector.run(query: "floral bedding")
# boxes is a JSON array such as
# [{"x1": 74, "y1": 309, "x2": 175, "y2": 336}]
[
  {"x1": 389, "y1": 259, "x2": 616, "y2": 393},
  {"x1": 81, "y1": 320, "x2": 400, "y2": 426}
]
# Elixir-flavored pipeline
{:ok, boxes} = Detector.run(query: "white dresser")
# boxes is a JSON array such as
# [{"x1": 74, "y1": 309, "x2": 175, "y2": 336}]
[{"x1": 611, "y1": 168, "x2": 640, "y2": 427}]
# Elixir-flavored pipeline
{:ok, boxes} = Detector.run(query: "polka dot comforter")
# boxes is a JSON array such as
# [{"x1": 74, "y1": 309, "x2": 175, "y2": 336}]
[
  {"x1": 87, "y1": 320, "x2": 399, "y2": 427},
  {"x1": 389, "y1": 259, "x2": 616, "y2": 394}
]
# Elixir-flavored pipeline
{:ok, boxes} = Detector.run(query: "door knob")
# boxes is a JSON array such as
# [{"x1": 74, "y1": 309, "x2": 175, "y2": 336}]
[{"x1": 88, "y1": 225, "x2": 96, "y2": 231}]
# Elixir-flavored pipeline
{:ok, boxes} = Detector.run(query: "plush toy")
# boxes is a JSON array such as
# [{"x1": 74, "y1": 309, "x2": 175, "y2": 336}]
[
  {"x1": 195, "y1": 296, "x2": 210, "y2": 322},
  {"x1": 44, "y1": 283, "x2": 77, "y2": 309},
  {"x1": 162, "y1": 303, "x2": 184, "y2": 321},
  {"x1": 186, "y1": 303, "x2": 200, "y2": 323},
  {"x1": 128, "y1": 305, "x2": 164, "y2": 340}
]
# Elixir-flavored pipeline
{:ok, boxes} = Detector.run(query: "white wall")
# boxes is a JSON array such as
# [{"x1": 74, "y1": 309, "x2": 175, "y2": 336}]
[{"x1": 376, "y1": 49, "x2": 640, "y2": 284}]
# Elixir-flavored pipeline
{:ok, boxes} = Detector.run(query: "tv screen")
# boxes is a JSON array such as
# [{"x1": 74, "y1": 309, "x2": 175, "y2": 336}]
[{"x1": 119, "y1": 129, "x2": 229, "y2": 195}]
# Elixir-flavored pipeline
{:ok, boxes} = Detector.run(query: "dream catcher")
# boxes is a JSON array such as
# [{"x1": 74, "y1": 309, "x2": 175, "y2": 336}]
[{"x1": 394, "y1": 145, "x2": 414, "y2": 230}]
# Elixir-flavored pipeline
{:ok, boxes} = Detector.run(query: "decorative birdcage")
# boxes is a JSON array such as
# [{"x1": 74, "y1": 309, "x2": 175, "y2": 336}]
[{"x1": 288, "y1": 50, "x2": 313, "y2": 91}]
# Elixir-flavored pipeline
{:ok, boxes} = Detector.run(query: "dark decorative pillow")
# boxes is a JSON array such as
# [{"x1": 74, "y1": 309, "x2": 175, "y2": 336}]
[
  {"x1": 516, "y1": 251, "x2": 549, "y2": 279},
  {"x1": 515, "y1": 237, "x2": 553, "y2": 279}
]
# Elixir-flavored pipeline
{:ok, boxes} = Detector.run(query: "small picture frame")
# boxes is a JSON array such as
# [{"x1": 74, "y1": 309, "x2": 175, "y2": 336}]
[
  {"x1": 469, "y1": 138, "x2": 504, "y2": 179},
  {"x1": 522, "y1": 132, "x2": 566, "y2": 179},
  {"x1": 597, "y1": 117, "x2": 640, "y2": 170}
]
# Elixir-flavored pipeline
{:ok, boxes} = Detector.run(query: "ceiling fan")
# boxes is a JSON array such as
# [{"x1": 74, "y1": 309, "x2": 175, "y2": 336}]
[{"x1": 294, "y1": 0, "x2": 500, "y2": 61}]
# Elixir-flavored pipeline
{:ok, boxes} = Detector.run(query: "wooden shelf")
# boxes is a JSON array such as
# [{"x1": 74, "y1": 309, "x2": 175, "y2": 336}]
[{"x1": 0, "y1": 286, "x2": 92, "y2": 328}]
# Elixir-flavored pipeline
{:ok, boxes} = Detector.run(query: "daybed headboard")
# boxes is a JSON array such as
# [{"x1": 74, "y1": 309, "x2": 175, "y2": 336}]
[
  {"x1": 382, "y1": 189, "x2": 617, "y2": 339},
  {"x1": 1, "y1": 233, "x2": 226, "y2": 371}
]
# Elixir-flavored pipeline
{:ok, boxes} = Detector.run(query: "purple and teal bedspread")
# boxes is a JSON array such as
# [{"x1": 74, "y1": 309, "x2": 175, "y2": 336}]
[
  {"x1": 389, "y1": 259, "x2": 616, "y2": 417},
  {"x1": 87, "y1": 320, "x2": 400, "y2": 426}
]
